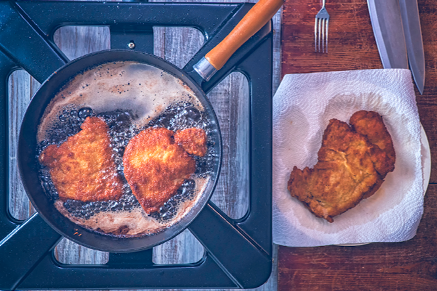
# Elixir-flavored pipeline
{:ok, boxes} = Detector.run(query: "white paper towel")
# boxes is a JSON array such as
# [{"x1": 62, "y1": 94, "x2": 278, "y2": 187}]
[{"x1": 273, "y1": 69, "x2": 424, "y2": 247}]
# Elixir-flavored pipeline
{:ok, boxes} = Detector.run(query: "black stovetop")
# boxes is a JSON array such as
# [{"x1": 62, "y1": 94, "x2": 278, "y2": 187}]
[{"x1": 0, "y1": 1, "x2": 272, "y2": 289}]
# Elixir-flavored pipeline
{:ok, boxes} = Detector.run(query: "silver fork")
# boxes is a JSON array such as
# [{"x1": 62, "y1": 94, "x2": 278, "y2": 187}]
[{"x1": 314, "y1": 0, "x2": 330, "y2": 53}]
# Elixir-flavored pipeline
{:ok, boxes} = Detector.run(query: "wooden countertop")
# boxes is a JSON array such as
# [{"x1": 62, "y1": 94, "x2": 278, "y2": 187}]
[{"x1": 278, "y1": 0, "x2": 437, "y2": 290}]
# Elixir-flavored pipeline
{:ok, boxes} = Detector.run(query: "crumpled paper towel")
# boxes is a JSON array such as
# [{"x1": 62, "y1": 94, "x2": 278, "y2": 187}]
[{"x1": 273, "y1": 69, "x2": 424, "y2": 247}]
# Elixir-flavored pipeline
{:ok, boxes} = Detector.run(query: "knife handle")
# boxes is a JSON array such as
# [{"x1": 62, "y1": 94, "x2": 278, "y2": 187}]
[{"x1": 205, "y1": 0, "x2": 284, "y2": 70}]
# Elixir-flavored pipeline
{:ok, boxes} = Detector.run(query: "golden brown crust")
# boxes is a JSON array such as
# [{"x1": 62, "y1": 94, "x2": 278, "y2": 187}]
[
  {"x1": 39, "y1": 116, "x2": 123, "y2": 202},
  {"x1": 287, "y1": 111, "x2": 395, "y2": 223},
  {"x1": 174, "y1": 128, "x2": 207, "y2": 157},
  {"x1": 123, "y1": 127, "x2": 196, "y2": 214},
  {"x1": 350, "y1": 110, "x2": 396, "y2": 175}
]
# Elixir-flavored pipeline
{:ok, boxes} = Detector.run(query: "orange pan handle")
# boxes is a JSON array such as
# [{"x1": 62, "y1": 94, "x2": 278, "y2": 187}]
[
  {"x1": 194, "y1": 0, "x2": 284, "y2": 81},
  {"x1": 206, "y1": 0, "x2": 284, "y2": 70}
]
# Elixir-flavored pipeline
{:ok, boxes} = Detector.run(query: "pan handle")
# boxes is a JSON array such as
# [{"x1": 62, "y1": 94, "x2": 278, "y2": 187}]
[{"x1": 193, "y1": 0, "x2": 284, "y2": 81}]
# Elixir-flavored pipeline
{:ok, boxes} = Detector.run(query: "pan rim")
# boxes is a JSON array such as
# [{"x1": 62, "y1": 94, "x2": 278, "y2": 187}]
[{"x1": 17, "y1": 49, "x2": 222, "y2": 253}]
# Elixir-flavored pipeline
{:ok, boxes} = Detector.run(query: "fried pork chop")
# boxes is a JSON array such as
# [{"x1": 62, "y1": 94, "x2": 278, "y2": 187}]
[
  {"x1": 350, "y1": 110, "x2": 396, "y2": 172},
  {"x1": 123, "y1": 127, "x2": 206, "y2": 214},
  {"x1": 287, "y1": 111, "x2": 395, "y2": 222},
  {"x1": 174, "y1": 128, "x2": 207, "y2": 157},
  {"x1": 39, "y1": 116, "x2": 123, "y2": 202}
]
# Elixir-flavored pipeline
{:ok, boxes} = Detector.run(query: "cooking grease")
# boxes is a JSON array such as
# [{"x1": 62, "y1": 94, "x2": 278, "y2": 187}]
[{"x1": 36, "y1": 61, "x2": 217, "y2": 237}]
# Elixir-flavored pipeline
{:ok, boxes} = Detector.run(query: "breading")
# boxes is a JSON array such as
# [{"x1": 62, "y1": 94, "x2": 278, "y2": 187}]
[
  {"x1": 39, "y1": 116, "x2": 123, "y2": 202},
  {"x1": 287, "y1": 111, "x2": 395, "y2": 222},
  {"x1": 174, "y1": 128, "x2": 207, "y2": 157},
  {"x1": 350, "y1": 110, "x2": 396, "y2": 175},
  {"x1": 123, "y1": 127, "x2": 196, "y2": 214}
]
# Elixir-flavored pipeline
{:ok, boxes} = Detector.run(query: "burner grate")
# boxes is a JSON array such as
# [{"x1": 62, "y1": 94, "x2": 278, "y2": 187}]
[{"x1": 0, "y1": 1, "x2": 272, "y2": 289}]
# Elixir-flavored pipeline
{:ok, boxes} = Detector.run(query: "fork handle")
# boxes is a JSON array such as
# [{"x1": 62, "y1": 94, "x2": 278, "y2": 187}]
[{"x1": 205, "y1": 0, "x2": 284, "y2": 70}]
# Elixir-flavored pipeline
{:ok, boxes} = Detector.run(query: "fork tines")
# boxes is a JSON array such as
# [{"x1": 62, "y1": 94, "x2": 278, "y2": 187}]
[{"x1": 315, "y1": 7, "x2": 330, "y2": 53}]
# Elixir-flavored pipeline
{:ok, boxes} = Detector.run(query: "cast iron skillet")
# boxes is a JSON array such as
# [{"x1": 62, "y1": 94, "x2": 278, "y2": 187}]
[
  {"x1": 17, "y1": 0, "x2": 283, "y2": 252},
  {"x1": 18, "y1": 50, "x2": 222, "y2": 252}
]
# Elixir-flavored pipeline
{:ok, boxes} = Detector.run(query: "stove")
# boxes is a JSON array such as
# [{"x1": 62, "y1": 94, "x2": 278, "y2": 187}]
[{"x1": 0, "y1": 1, "x2": 272, "y2": 289}]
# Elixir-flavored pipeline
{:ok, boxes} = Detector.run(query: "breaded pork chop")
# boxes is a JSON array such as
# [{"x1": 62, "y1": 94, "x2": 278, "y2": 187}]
[
  {"x1": 287, "y1": 112, "x2": 395, "y2": 222},
  {"x1": 123, "y1": 127, "x2": 196, "y2": 214},
  {"x1": 350, "y1": 110, "x2": 396, "y2": 174},
  {"x1": 174, "y1": 128, "x2": 207, "y2": 157},
  {"x1": 39, "y1": 116, "x2": 123, "y2": 202}
]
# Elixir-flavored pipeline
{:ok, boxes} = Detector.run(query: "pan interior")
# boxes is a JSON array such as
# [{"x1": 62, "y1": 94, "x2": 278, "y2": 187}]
[
  {"x1": 24, "y1": 52, "x2": 221, "y2": 252},
  {"x1": 38, "y1": 61, "x2": 205, "y2": 142}
]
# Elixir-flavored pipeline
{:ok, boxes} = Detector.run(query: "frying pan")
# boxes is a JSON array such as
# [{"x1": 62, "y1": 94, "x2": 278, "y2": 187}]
[{"x1": 17, "y1": 0, "x2": 283, "y2": 252}]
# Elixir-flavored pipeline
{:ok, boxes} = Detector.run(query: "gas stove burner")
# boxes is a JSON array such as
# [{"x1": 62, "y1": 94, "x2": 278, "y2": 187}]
[{"x1": 0, "y1": 1, "x2": 272, "y2": 289}]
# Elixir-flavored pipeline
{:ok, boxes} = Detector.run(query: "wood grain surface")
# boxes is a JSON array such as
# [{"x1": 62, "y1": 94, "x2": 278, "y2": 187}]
[
  {"x1": 7, "y1": 0, "x2": 281, "y2": 290},
  {"x1": 278, "y1": 0, "x2": 437, "y2": 290}
]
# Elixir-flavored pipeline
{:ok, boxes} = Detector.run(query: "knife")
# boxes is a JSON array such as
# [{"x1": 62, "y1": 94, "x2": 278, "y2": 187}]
[
  {"x1": 367, "y1": 0, "x2": 425, "y2": 94},
  {"x1": 399, "y1": 0, "x2": 425, "y2": 94}
]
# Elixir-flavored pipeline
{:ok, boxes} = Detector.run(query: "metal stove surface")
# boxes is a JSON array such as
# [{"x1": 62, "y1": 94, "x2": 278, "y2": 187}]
[{"x1": 0, "y1": 1, "x2": 272, "y2": 289}]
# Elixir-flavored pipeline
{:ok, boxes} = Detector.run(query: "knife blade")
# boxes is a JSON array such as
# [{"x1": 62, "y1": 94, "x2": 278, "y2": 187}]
[
  {"x1": 399, "y1": 0, "x2": 425, "y2": 94},
  {"x1": 367, "y1": 0, "x2": 408, "y2": 70}
]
